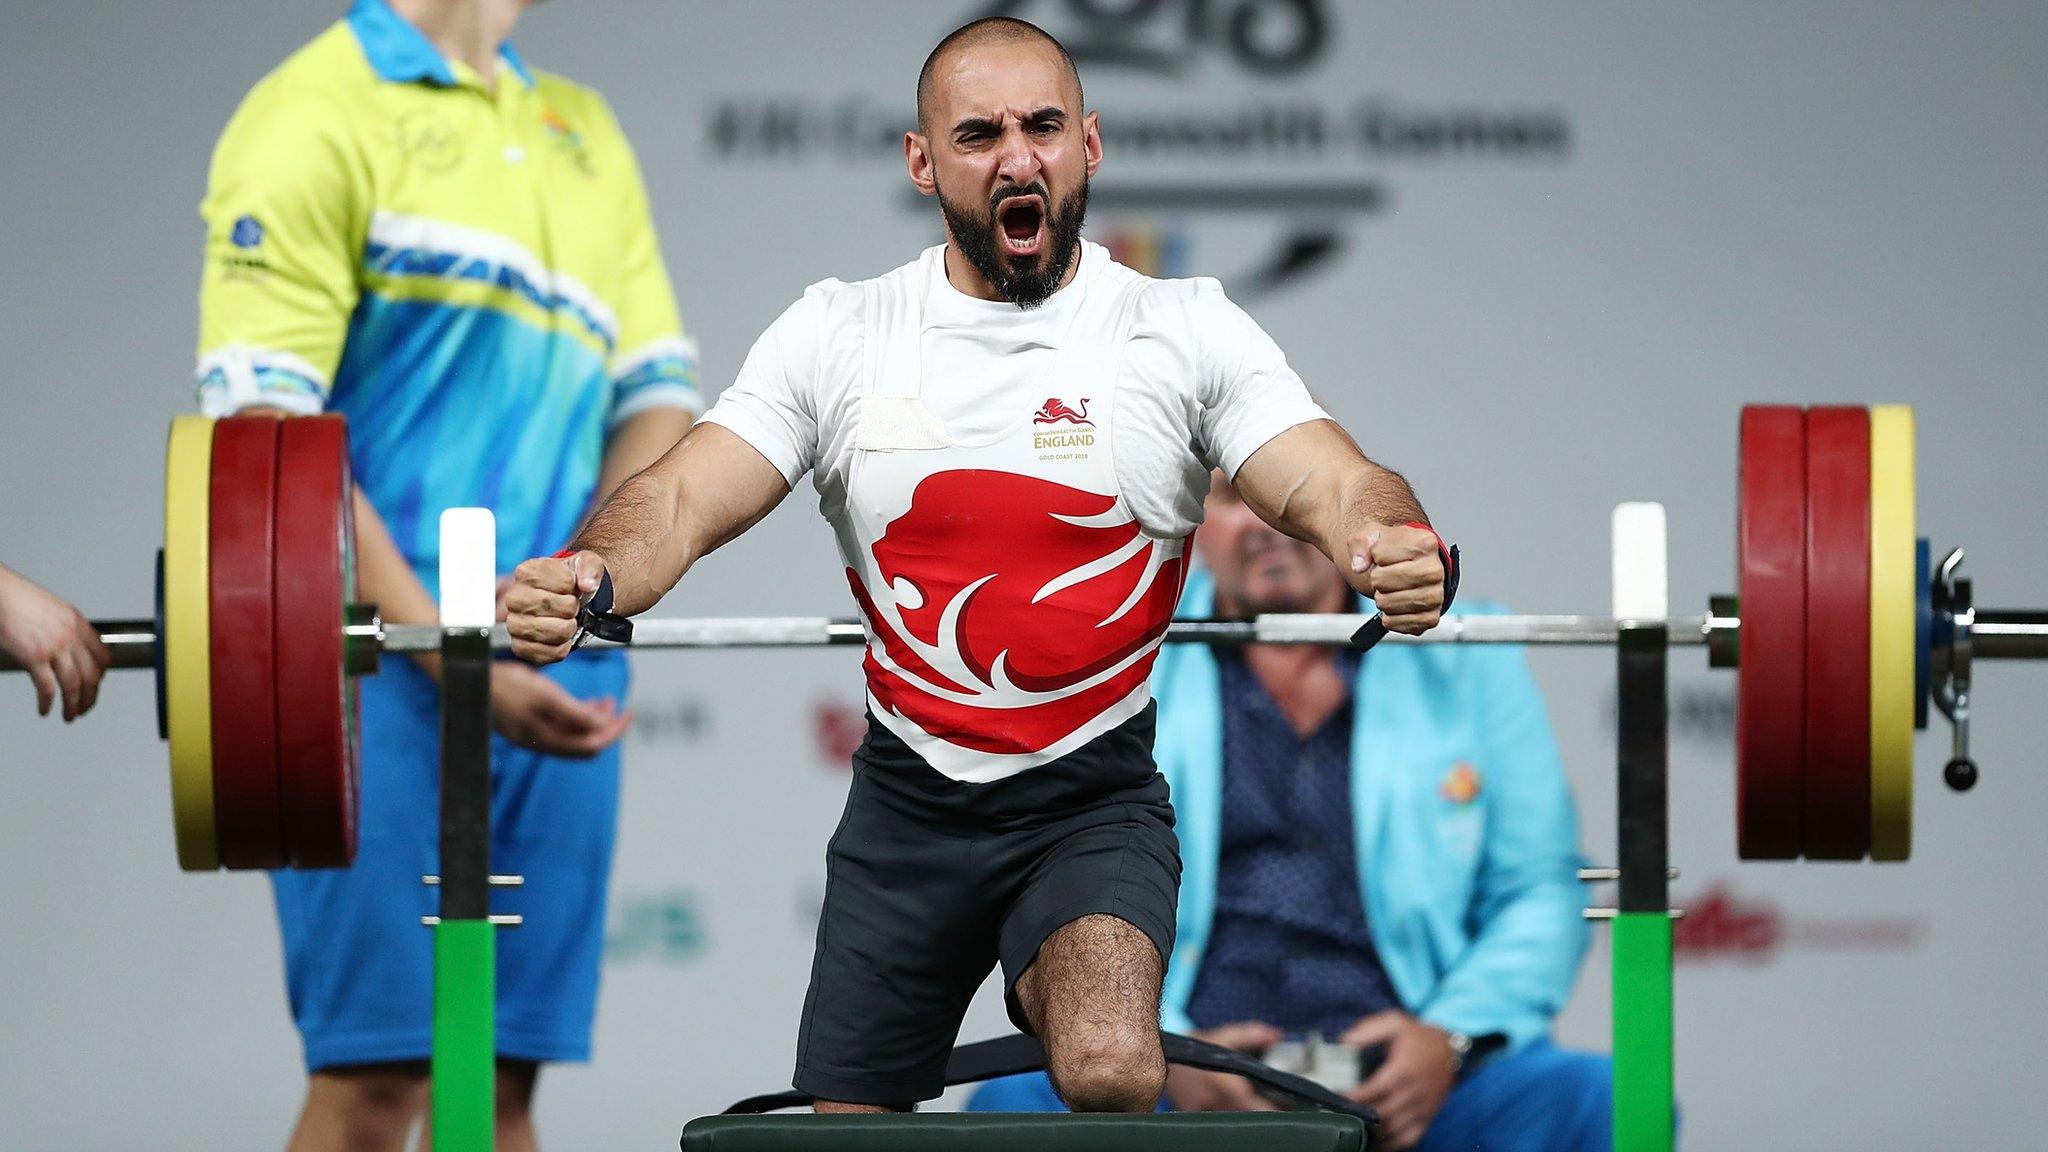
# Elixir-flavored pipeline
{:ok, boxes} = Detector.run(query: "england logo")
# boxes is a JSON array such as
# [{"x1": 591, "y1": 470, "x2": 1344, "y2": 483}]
[{"x1": 1032, "y1": 397, "x2": 1092, "y2": 426}]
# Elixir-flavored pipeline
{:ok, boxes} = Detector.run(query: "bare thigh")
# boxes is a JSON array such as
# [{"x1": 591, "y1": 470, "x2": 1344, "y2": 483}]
[{"x1": 1014, "y1": 914, "x2": 1164, "y2": 1088}]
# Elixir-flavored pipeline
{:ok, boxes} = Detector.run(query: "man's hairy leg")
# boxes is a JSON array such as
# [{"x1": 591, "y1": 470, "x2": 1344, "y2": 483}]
[{"x1": 1014, "y1": 914, "x2": 1166, "y2": 1112}]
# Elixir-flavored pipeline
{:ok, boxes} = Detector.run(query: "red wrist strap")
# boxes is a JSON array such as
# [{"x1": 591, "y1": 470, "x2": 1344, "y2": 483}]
[{"x1": 1400, "y1": 521, "x2": 1456, "y2": 579}]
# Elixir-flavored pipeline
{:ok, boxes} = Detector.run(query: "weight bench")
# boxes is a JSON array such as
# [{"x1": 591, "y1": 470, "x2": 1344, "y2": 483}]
[
  {"x1": 682, "y1": 1032, "x2": 1378, "y2": 1152},
  {"x1": 681, "y1": 1112, "x2": 1368, "y2": 1152}
]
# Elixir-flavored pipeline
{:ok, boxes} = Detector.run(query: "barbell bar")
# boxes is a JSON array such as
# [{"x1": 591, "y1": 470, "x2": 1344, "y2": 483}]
[
  {"x1": 42, "y1": 608, "x2": 2048, "y2": 664},
  {"x1": 4, "y1": 405, "x2": 2041, "y2": 870}
]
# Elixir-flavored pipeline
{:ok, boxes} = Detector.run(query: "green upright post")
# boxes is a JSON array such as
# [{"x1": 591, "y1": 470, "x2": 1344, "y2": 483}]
[
  {"x1": 433, "y1": 608, "x2": 497, "y2": 1151},
  {"x1": 1613, "y1": 912, "x2": 1675, "y2": 1152},
  {"x1": 1611, "y1": 504, "x2": 1675, "y2": 1152},
  {"x1": 435, "y1": 919, "x2": 497, "y2": 1150}
]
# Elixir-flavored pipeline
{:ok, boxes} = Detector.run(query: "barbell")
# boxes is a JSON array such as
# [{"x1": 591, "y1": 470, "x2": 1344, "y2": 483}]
[{"x1": 5, "y1": 407, "x2": 2041, "y2": 871}]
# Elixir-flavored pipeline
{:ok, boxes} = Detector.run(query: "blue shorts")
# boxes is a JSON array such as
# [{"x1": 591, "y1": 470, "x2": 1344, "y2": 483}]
[{"x1": 270, "y1": 651, "x2": 627, "y2": 1072}]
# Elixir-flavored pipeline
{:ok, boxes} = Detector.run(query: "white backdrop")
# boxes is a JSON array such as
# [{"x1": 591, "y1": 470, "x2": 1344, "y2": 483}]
[{"x1": 2, "y1": 2, "x2": 2046, "y2": 1148}]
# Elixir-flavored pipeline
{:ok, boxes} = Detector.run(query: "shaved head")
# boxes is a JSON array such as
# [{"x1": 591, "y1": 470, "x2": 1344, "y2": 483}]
[
  {"x1": 916, "y1": 17, "x2": 1082, "y2": 135},
  {"x1": 905, "y1": 15, "x2": 1100, "y2": 307}
]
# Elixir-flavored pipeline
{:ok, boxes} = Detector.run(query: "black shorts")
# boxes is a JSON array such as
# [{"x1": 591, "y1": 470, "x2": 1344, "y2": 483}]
[{"x1": 791, "y1": 703, "x2": 1181, "y2": 1106}]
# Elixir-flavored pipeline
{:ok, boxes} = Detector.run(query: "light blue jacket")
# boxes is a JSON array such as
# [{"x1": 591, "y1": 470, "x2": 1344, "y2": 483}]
[{"x1": 1155, "y1": 571, "x2": 1589, "y2": 1051}]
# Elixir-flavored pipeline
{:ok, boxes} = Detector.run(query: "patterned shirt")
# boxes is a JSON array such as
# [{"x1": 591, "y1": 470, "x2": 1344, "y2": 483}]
[
  {"x1": 195, "y1": 0, "x2": 699, "y2": 595},
  {"x1": 1184, "y1": 649, "x2": 1403, "y2": 1037}
]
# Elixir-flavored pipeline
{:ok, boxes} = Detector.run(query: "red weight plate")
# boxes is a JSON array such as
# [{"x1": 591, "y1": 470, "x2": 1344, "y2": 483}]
[
  {"x1": 275, "y1": 415, "x2": 360, "y2": 868},
  {"x1": 208, "y1": 417, "x2": 287, "y2": 869},
  {"x1": 1803, "y1": 405, "x2": 1872, "y2": 860},
  {"x1": 1736, "y1": 406, "x2": 1806, "y2": 860}
]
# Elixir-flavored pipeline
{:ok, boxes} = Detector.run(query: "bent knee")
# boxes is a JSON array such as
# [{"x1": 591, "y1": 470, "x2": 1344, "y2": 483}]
[
  {"x1": 318, "y1": 1066, "x2": 428, "y2": 1115},
  {"x1": 306, "y1": 1066, "x2": 428, "y2": 1149},
  {"x1": 496, "y1": 1060, "x2": 538, "y2": 1123},
  {"x1": 1050, "y1": 1039, "x2": 1164, "y2": 1113}
]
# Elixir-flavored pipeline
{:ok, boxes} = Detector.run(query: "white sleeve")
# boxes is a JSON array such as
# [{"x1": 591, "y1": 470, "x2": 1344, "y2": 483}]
[
  {"x1": 698, "y1": 288, "x2": 830, "y2": 486},
  {"x1": 1191, "y1": 282, "x2": 1330, "y2": 479}
]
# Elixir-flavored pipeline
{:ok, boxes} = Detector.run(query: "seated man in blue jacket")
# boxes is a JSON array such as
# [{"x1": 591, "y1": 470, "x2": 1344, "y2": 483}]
[{"x1": 970, "y1": 475, "x2": 1611, "y2": 1151}]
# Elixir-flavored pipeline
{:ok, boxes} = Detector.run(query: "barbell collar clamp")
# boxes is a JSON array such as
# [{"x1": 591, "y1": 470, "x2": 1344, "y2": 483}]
[
  {"x1": 1706, "y1": 596, "x2": 1740, "y2": 669},
  {"x1": 344, "y1": 605, "x2": 382, "y2": 677}
]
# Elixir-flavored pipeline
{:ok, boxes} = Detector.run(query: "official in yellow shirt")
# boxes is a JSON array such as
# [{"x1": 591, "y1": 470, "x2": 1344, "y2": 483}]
[{"x1": 196, "y1": 1, "x2": 697, "y2": 1146}]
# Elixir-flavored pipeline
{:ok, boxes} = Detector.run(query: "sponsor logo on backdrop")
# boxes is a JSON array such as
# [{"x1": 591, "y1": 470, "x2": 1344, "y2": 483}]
[
  {"x1": 1103, "y1": 222, "x2": 1193, "y2": 280},
  {"x1": 1606, "y1": 679, "x2": 1736, "y2": 748},
  {"x1": 1672, "y1": 883, "x2": 1926, "y2": 963},
  {"x1": 795, "y1": 880, "x2": 826, "y2": 933},
  {"x1": 706, "y1": 0, "x2": 1571, "y2": 295},
  {"x1": 813, "y1": 698, "x2": 866, "y2": 767},
  {"x1": 629, "y1": 696, "x2": 714, "y2": 747},
  {"x1": 606, "y1": 888, "x2": 711, "y2": 965}
]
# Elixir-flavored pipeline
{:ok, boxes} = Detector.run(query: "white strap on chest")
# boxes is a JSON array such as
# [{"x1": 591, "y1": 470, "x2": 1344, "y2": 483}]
[
  {"x1": 855, "y1": 261, "x2": 950, "y2": 451},
  {"x1": 852, "y1": 246, "x2": 1150, "y2": 453},
  {"x1": 853, "y1": 395, "x2": 951, "y2": 451}
]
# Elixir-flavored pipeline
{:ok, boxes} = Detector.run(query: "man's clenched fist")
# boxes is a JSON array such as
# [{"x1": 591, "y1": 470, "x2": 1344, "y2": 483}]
[
  {"x1": 505, "y1": 550, "x2": 607, "y2": 665},
  {"x1": 1347, "y1": 522, "x2": 1446, "y2": 635}
]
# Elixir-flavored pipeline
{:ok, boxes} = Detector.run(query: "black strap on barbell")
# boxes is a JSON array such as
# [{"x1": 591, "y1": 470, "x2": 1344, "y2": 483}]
[
  {"x1": 570, "y1": 565, "x2": 633, "y2": 650},
  {"x1": 718, "y1": 1031, "x2": 1378, "y2": 1123},
  {"x1": 1350, "y1": 538, "x2": 1461, "y2": 653}
]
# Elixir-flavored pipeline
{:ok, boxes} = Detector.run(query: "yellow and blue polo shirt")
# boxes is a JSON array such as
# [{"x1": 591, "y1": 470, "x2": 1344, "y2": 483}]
[{"x1": 196, "y1": 0, "x2": 699, "y2": 591}]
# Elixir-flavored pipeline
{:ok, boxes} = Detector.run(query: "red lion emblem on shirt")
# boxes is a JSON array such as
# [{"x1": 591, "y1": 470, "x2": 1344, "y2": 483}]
[
  {"x1": 1032, "y1": 397, "x2": 1093, "y2": 426},
  {"x1": 846, "y1": 470, "x2": 1185, "y2": 756}
]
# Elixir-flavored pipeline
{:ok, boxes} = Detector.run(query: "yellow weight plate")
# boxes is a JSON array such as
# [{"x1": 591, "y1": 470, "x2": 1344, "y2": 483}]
[
  {"x1": 164, "y1": 415, "x2": 219, "y2": 871},
  {"x1": 1869, "y1": 405, "x2": 1915, "y2": 861}
]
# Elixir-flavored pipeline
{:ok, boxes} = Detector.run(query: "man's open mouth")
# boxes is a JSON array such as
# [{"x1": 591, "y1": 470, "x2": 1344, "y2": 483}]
[{"x1": 997, "y1": 195, "x2": 1045, "y2": 256}]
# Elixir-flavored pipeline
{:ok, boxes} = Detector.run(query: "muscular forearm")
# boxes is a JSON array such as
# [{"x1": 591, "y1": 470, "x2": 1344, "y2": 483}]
[
  {"x1": 585, "y1": 408, "x2": 695, "y2": 530},
  {"x1": 1232, "y1": 420, "x2": 1445, "y2": 635},
  {"x1": 564, "y1": 466, "x2": 691, "y2": 616},
  {"x1": 1236, "y1": 420, "x2": 1429, "y2": 566},
  {"x1": 563, "y1": 421, "x2": 788, "y2": 617},
  {"x1": 554, "y1": 408, "x2": 697, "y2": 613},
  {"x1": 1316, "y1": 460, "x2": 1427, "y2": 564}
]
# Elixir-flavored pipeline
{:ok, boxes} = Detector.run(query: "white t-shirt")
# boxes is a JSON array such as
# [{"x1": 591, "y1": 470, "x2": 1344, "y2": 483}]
[
  {"x1": 702, "y1": 241, "x2": 1329, "y2": 780},
  {"x1": 703, "y1": 241, "x2": 1329, "y2": 539}
]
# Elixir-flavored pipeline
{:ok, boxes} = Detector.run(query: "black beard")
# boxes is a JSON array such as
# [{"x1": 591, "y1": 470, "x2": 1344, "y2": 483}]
[{"x1": 938, "y1": 177, "x2": 1089, "y2": 309}]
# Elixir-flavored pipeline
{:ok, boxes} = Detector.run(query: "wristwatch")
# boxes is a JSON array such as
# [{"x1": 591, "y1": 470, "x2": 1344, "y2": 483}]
[
  {"x1": 1444, "y1": 1030, "x2": 1474, "y2": 1076},
  {"x1": 1442, "y1": 1030, "x2": 1507, "y2": 1078}
]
